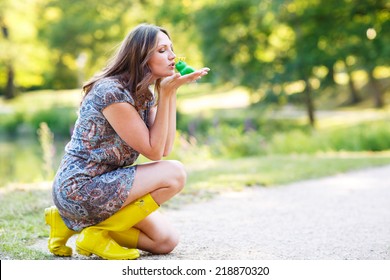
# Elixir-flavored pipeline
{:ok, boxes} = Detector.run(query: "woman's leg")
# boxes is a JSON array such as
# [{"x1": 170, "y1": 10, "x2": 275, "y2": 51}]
[
  {"x1": 123, "y1": 159, "x2": 186, "y2": 207},
  {"x1": 134, "y1": 211, "x2": 179, "y2": 254},
  {"x1": 120, "y1": 159, "x2": 186, "y2": 254}
]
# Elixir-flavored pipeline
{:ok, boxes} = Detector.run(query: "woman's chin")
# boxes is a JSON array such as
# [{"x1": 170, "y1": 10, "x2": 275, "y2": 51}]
[
  {"x1": 163, "y1": 70, "x2": 177, "y2": 78},
  {"x1": 152, "y1": 70, "x2": 176, "y2": 80}
]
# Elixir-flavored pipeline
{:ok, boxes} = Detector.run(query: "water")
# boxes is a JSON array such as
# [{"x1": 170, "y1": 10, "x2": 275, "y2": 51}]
[{"x1": 0, "y1": 136, "x2": 69, "y2": 187}]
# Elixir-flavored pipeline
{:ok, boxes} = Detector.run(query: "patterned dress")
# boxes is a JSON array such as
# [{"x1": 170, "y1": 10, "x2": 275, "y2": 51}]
[{"x1": 52, "y1": 77, "x2": 154, "y2": 231}]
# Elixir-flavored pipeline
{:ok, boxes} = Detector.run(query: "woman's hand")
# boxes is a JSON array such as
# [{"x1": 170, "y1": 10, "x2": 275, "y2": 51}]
[{"x1": 160, "y1": 67, "x2": 210, "y2": 93}]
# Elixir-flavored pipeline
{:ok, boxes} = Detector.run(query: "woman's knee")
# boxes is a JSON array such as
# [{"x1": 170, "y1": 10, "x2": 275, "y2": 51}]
[
  {"x1": 152, "y1": 229, "x2": 180, "y2": 254},
  {"x1": 164, "y1": 160, "x2": 186, "y2": 193},
  {"x1": 136, "y1": 212, "x2": 179, "y2": 254},
  {"x1": 128, "y1": 160, "x2": 186, "y2": 206}
]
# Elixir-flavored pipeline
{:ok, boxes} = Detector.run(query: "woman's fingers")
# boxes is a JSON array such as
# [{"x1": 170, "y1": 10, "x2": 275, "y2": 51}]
[
  {"x1": 179, "y1": 67, "x2": 210, "y2": 83},
  {"x1": 160, "y1": 67, "x2": 210, "y2": 92}
]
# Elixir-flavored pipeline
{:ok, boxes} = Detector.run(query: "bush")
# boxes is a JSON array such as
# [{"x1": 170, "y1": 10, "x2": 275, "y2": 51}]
[
  {"x1": 205, "y1": 124, "x2": 267, "y2": 158},
  {"x1": 175, "y1": 110, "x2": 390, "y2": 158},
  {"x1": 269, "y1": 129, "x2": 324, "y2": 154},
  {"x1": 0, "y1": 111, "x2": 25, "y2": 135},
  {"x1": 28, "y1": 107, "x2": 77, "y2": 137},
  {"x1": 328, "y1": 121, "x2": 390, "y2": 152},
  {"x1": 267, "y1": 120, "x2": 390, "y2": 154},
  {"x1": 0, "y1": 106, "x2": 77, "y2": 138}
]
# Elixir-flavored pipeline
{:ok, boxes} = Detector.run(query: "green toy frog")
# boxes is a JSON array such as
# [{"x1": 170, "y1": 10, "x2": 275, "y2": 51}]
[{"x1": 175, "y1": 60, "x2": 195, "y2": 75}]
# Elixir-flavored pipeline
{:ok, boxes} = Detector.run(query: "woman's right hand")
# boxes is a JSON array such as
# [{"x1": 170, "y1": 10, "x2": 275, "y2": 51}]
[{"x1": 160, "y1": 67, "x2": 210, "y2": 94}]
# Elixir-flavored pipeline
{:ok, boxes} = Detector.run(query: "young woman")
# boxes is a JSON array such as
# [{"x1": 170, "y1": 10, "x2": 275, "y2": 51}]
[{"x1": 44, "y1": 23, "x2": 209, "y2": 260}]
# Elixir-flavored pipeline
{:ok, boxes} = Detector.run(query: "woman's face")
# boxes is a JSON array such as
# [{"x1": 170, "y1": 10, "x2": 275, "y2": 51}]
[{"x1": 148, "y1": 31, "x2": 176, "y2": 80}]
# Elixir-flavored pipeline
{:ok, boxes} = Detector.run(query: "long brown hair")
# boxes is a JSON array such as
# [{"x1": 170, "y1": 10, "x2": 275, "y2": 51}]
[{"x1": 82, "y1": 23, "x2": 170, "y2": 110}]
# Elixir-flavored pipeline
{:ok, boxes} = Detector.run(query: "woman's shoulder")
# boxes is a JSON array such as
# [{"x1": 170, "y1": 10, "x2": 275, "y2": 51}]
[
  {"x1": 93, "y1": 77, "x2": 123, "y2": 92},
  {"x1": 89, "y1": 77, "x2": 135, "y2": 108}
]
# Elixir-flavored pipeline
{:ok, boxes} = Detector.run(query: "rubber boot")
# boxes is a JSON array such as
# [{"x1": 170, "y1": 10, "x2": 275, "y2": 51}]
[
  {"x1": 44, "y1": 206, "x2": 78, "y2": 257},
  {"x1": 76, "y1": 193, "x2": 159, "y2": 260},
  {"x1": 110, "y1": 228, "x2": 140, "y2": 249}
]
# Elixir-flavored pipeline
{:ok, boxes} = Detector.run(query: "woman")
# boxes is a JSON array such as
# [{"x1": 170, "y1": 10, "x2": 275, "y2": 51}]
[{"x1": 44, "y1": 23, "x2": 209, "y2": 260}]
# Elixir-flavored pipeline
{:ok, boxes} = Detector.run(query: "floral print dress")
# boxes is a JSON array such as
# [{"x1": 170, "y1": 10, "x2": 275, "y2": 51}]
[{"x1": 52, "y1": 77, "x2": 153, "y2": 231}]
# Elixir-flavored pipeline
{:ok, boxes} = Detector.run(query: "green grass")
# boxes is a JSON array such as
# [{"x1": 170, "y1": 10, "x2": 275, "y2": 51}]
[
  {"x1": 183, "y1": 152, "x2": 390, "y2": 195},
  {"x1": 1, "y1": 152, "x2": 390, "y2": 259},
  {"x1": 0, "y1": 186, "x2": 54, "y2": 259},
  {"x1": 2, "y1": 89, "x2": 82, "y2": 112}
]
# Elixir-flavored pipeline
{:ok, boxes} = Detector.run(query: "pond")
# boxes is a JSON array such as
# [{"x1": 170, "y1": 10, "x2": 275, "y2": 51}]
[{"x1": 0, "y1": 136, "x2": 69, "y2": 187}]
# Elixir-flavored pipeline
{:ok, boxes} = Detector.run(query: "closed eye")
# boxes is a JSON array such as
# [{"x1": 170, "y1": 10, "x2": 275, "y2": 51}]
[{"x1": 157, "y1": 44, "x2": 174, "y2": 53}]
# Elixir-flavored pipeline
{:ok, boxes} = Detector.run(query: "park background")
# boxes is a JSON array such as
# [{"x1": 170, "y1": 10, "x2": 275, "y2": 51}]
[{"x1": 0, "y1": 0, "x2": 389, "y2": 259}]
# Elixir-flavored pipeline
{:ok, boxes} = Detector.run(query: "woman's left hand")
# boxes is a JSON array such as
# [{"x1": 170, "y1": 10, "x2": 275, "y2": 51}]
[{"x1": 160, "y1": 67, "x2": 210, "y2": 93}]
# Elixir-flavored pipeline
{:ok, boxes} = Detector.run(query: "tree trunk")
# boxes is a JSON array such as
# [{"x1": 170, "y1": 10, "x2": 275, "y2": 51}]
[
  {"x1": 5, "y1": 65, "x2": 15, "y2": 99},
  {"x1": 367, "y1": 68, "x2": 383, "y2": 108},
  {"x1": 304, "y1": 78, "x2": 315, "y2": 127},
  {"x1": 1, "y1": 19, "x2": 16, "y2": 99},
  {"x1": 345, "y1": 66, "x2": 361, "y2": 104}
]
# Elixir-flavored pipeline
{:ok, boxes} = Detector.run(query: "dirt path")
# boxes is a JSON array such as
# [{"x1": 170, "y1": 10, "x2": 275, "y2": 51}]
[{"x1": 32, "y1": 165, "x2": 390, "y2": 260}]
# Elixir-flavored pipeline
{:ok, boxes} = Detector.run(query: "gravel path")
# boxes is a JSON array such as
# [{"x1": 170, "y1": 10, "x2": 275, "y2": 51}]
[{"x1": 33, "y1": 165, "x2": 390, "y2": 260}]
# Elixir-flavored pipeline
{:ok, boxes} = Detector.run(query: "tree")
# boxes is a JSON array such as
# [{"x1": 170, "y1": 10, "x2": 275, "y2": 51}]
[
  {"x1": 191, "y1": 0, "x2": 389, "y2": 126},
  {"x1": 278, "y1": 0, "x2": 335, "y2": 126},
  {"x1": 0, "y1": 16, "x2": 15, "y2": 99},
  {"x1": 275, "y1": 0, "x2": 389, "y2": 124},
  {"x1": 195, "y1": 0, "x2": 280, "y2": 91},
  {"x1": 195, "y1": 0, "x2": 318, "y2": 125},
  {"x1": 348, "y1": 0, "x2": 390, "y2": 108},
  {"x1": 0, "y1": 0, "x2": 56, "y2": 97},
  {"x1": 37, "y1": 0, "x2": 146, "y2": 89},
  {"x1": 0, "y1": 0, "x2": 16, "y2": 99}
]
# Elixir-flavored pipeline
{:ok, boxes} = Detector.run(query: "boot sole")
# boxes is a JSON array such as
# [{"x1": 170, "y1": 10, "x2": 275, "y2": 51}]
[{"x1": 76, "y1": 245, "x2": 140, "y2": 260}]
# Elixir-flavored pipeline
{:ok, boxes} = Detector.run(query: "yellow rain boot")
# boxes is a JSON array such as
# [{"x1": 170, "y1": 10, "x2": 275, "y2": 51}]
[
  {"x1": 110, "y1": 228, "x2": 140, "y2": 249},
  {"x1": 44, "y1": 206, "x2": 77, "y2": 257},
  {"x1": 76, "y1": 193, "x2": 159, "y2": 260},
  {"x1": 76, "y1": 228, "x2": 140, "y2": 260}
]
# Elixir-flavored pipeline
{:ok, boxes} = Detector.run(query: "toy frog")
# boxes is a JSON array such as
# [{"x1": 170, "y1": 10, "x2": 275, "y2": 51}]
[{"x1": 175, "y1": 60, "x2": 195, "y2": 75}]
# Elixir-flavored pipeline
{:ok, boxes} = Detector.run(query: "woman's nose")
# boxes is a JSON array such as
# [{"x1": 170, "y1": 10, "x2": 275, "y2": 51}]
[{"x1": 169, "y1": 50, "x2": 176, "y2": 60}]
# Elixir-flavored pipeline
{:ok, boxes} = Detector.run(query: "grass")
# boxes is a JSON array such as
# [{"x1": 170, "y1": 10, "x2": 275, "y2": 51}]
[
  {"x1": 1, "y1": 151, "x2": 390, "y2": 259},
  {"x1": 1, "y1": 89, "x2": 82, "y2": 113},
  {"x1": 183, "y1": 152, "x2": 390, "y2": 196},
  {"x1": 178, "y1": 84, "x2": 250, "y2": 113},
  {"x1": 0, "y1": 185, "x2": 53, "y2": 260}
]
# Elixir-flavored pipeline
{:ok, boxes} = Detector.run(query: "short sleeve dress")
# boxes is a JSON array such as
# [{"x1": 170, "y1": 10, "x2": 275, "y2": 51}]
[{"x1": 52, "y1": 77, "x2": 154, "y2": 231}]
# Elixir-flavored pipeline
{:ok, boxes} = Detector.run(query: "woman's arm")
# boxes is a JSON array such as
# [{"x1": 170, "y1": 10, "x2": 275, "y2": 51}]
[
  {"x1": 103, "y1": 69, "x2": 209, "y2": 161},
  {"x1": 103, "y1": 89, "x2": 173, "y2": 161},
  {"x1": 158, "y1": 68, "x2": 209, "y2": 157},
  {"x1": 163, "y1": 92, "x2": 177, "y2": 156},
  {"x1": 147, "y1": 91, "x2": 176, "y2": 157}
]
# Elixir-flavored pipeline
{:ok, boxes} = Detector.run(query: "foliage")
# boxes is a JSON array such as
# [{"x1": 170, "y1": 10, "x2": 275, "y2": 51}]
[
  {"x1": 327, "y1": 121, "x2": 390, "y2": 151},
  {"x1": 1, "y1": 1, "x2": 388, "y2": 99},
  {"x1": 37, "y1": 0, "x2": 143, "y2": 89},
  {"x1": 204, "y1": 124, "x2": 266, "y2": 158},
  {"x1": 195, "y1": 0, "x2": 272, "y2": 89},
  {"x1": 0, "y1": 0, "x2": 51, "y2": 98},
  {"x1": 0, "y1": 106, "x2": 77, "y2": 136},
  {"x1": 28, "y1": 106, "x2": 77, "y2": 136},
  {"x1": 1, "y1": 86, "x2": 390, "y2": 158},
  {"x1": 194, "y1": 0, "x2": 388, "y2": 125}
]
